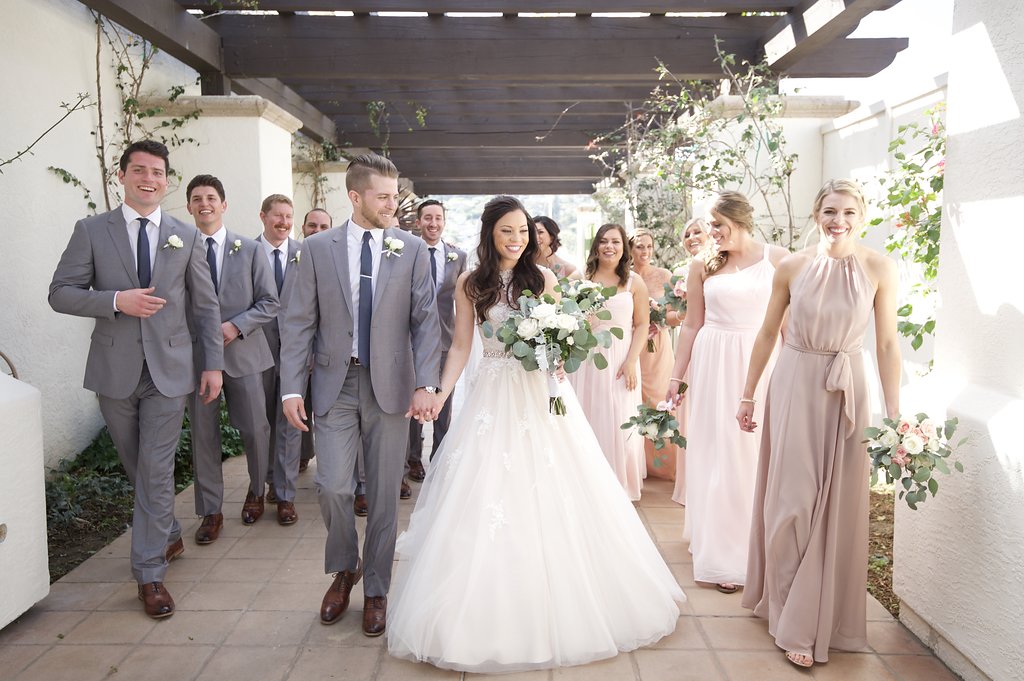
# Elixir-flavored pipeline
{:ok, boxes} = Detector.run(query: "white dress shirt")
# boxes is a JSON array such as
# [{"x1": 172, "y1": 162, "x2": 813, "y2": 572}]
[
  {"x1": 347, "y1": 219, "x2": 384, "y2": 359},
  {"x1": 116, "y1": 204, "x2": 162, "y2": 310},
  {"x1": 259, "y1": 235, "x2": 290, "y2": 278}
]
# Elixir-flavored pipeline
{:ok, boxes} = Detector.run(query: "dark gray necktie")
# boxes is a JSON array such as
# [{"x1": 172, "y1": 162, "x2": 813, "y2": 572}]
[
  {"x1": 273, "y1": 249, "x2": 284, "y2": 294},
  {"x1": 137, "y1": 217, "x2": 151, "y2": 288},
  {"x1": 206, "y1": 237, "x2": 219, "y2": 293},
  {"x1": 429, "y1": 246, "x2": 437, "y2": 288},
  {"x1": 358, "y1": 231, "x2": 373, "y2": 364}
]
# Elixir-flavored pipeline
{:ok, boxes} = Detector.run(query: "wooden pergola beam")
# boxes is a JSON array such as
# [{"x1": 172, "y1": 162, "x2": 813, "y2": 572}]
[
  {"x1": 316, "y1": 100, "x2": 632, "y2": 118},
  {"x1": 389, "y1": 157, "x2": 602, "y2": 180},
  {"x1": 178, "y1": 1, "x2": 798, "y2": 13},
  {"x1": 414, "y1": 178, "x2": 598, "y2": 196},
  {"x1": 761, "y1": 0, "x2": 903, "y2": 71},
  {"x1": 293, "y1": 82, "x2": 664, "y2": 104},
  {"x1": 232, "y1": 78, "x2": 337, "y2": 142},
  {"x1": 341, "y1": 129, "x2": 597, "y2": 149},
  {"x1": 208, "y1": 14, "x2": 776, "y2": 81}
]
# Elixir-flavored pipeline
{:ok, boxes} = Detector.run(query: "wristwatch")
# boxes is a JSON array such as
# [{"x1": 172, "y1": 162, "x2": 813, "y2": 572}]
[{"x1": 422, "y1": 386, "x2": 440, "y2": 394}]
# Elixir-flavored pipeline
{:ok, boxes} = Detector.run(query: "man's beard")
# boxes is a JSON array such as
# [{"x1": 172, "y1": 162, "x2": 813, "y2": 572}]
[{"x1": 359, "y1": 203, "x2": 391, "y2": 230}]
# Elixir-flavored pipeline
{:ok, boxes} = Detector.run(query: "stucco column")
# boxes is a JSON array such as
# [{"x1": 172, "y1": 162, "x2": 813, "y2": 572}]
[
  {"x1": 140, "y1": 95, "x2": 302, "y2": 239},
  {"x1": 894, "y1": 3, "x2": 1024, "y2": 680}
]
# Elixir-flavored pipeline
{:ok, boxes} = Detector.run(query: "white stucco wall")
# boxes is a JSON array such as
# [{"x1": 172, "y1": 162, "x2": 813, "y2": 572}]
[
  {"x1": 0, "y1": 0, "x2": 199, "y2": 468},
  {"x1": 292, "y1": 160, "x2": 353, "y2": 229},
  {"x1": 892, "y1": 2, "x2": 1024, "y2": 680}
]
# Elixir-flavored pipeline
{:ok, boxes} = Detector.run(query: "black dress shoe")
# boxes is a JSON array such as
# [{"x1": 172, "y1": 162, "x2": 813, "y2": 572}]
[
  {"x1": 408, "y1": 461, "x2": 426, "y2": 483},
  {"x1": 400, "y1": 479, "x2": 412, "y2": 500}
]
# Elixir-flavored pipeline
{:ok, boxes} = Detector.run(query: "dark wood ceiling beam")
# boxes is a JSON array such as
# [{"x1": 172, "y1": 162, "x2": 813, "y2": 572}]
[
  {"x1": 178, "y1": 1, "x2": 797, "y2": 12},
  {"x1": 317, "y1": 100, "x2": 631, "y2": 117},
  {"x1": 784, "y1": 37, "x2": 907, "y2": 78},
  {"x1": 208, "y1": 15, "x2": 776, "y2": 80},
  {"x1": 341, "y1": 129, "x2": 598, "y2": 149},
  {"x1": 232, "y1": 78, "x2": 337, "y2": 142},
  {"x1": 293, "y1": 83, "x2": 663, "y2": 104},
  {"x1": 390, "y1": 158, "x2": 602, "y2": 180},
  {"x1": 761, "y1": 0, "x2": 904, "y2": 71},
  {"x1": 334, "y1": 115, "x2": 624, "y2": 137},
  {"x1": 414, "y1": 179, "x2": 598, "y2": 196}
]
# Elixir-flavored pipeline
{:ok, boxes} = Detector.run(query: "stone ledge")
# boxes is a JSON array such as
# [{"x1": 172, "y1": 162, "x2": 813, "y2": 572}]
[
  {"x1": 136, "y1": 95, "x2": 303, "y2": 134},
  {"x1": 706, "y1": 95, "x2": 859, "y2": 119}
]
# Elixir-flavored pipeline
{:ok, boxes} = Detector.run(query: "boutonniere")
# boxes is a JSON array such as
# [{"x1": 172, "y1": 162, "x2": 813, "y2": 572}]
[
  {"x1": 162, "y1": 234, "x2": 184, "y2": 250},
  {"x1": 230, "y1": 239, "x2": 242, "y2": 254},
  {"x1": 290, "y1": 250, "x2": 301, "y2": 264},
  {"x1": 383, "y1": 237, "x2": 404, "y2": 258},
  {"x1": 446, "y1": 251, "x2": 458, "y2": 263}
]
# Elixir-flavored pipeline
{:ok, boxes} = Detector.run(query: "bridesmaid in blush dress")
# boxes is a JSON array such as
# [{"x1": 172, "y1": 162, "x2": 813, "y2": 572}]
[
  {"x1": 666, "y1": 194, "x2": 789, "y2": 593},
  {"x1": 671, "y1": 218, "x2": 710, "y2": 506},
  {"x1": 737, "y1": 180, "x2": 901, "y2": 669},
  {"x1": 631, "y1": 228, "x2": 682, "y2": 482},
  {"x1": 568, "y1": 223, "x2": 650, "y2": 500},
  {"x1": 534, "y1": 215, "x2": 578, "y2": 279}
]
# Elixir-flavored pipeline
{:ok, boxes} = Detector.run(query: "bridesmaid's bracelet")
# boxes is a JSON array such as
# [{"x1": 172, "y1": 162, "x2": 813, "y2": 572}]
[
  {"x1": 668, "y1": 378, "x2": 683, "y2": 384},
  {"x1": 739, "y1": 398, "x2": 756, "y2": 404}
]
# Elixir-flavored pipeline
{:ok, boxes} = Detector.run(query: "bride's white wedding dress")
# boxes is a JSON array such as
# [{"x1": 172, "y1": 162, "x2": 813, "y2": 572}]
[{"x1": 387, "y1": 281, "x2": 685, "y2": 673}]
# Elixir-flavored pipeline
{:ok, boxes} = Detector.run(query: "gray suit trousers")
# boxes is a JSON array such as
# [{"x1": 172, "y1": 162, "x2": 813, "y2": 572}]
[
  {"x1": 190, "y1": 371, "x2": 271, "y2": 514},
  {"x1": 264, "y1": 366, "x2": 302, "y2": 502},
  {"x1": 315, "y1": 365, "x2": 407, "y2": 596},
  {"x1": 97, "y1": 365, "x2": 185, "y2": 584}
]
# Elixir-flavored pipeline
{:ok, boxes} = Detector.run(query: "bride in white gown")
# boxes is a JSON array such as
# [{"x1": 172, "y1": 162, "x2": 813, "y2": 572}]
[{"x1": 387, "y1": 196, "x2": 685, "y2": 674}]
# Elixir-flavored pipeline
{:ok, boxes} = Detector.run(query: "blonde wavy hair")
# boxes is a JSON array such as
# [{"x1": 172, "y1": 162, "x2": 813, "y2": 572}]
[
  {"x1": 812, "y1": 179, "x2": 867, "y2": 220},
  {"x1": 704, "y1": 191, "x2": 755, "y2": 275}
]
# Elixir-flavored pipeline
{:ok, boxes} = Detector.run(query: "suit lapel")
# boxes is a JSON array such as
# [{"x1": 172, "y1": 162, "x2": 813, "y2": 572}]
[
  {"x1": 219, "y1": 229, "x2": 242, "y2": 300},
  {"x1": 331, "y1": 226, "x2": 353, "y2": 317},
  {"x1": 106, "y1": 210, "x2": 140, "y2": 287},
  {"x1": 151, "y1": 217, "x2": 174, "y2": 284},
  {"x1": 372, "y1": 228, "x2": 395, "y2": 312}
]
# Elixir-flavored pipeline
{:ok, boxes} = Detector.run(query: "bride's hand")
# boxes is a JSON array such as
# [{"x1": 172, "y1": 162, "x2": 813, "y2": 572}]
[{"x1": 554, "y1": 365, "x2": 567, "y2": 382}]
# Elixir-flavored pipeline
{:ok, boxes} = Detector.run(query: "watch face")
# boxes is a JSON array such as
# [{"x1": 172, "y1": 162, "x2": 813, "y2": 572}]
[{"x1": 424, "y1": 386, "x2": 438, "y2": 394}]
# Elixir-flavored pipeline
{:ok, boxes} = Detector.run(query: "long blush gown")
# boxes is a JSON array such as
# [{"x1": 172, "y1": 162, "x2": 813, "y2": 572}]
[
  {"x1": 684, "y1": 246, "x2": 776, "y2": 585},
  {"x1": 743, "y1": 253, "x2": 874, "y2": 663},
  {"x1": 568, "y1": 274, "x2": 644, "y2": 500},
  {"x1": 387, "y1": 278, "x2": 685, "y2": 673},
  {"x1": 640, "y1": 327, "x2": 677, "y2": 481}
]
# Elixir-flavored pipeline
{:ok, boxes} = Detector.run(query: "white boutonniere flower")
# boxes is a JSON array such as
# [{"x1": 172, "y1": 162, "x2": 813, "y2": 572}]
[
  {"x1": 230, "y1": 239, "x2": 242, "y2": 254},
  {"x1": 383, "y1": 237, "x2": 404, "y2": 258},
  {"x1": 291, "y1": 250, "x2": 301, "y2": 264},
  {"x1": 446, "y1": 251, "x2": 458, "y2": 263},
  {"x1": 162, "y1": 235, "x2": 184, "y2": 250}
]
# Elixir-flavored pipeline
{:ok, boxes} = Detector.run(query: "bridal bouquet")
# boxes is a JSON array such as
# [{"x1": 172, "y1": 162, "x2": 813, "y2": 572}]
[
  {"x1": 864, "y1": 413, "x2": 964, "y2": 510},
  {"x1": 482, "y1": 289, "x2": 622, "y2": 415},
  {"x1": 647, "y1": 299, "x2": 668, "y2": 352},
  {"x1": 558, "y1": 278, "x2": 616, "y2": 315},
  {"x1": 621, "y1": 383, "x2": 688, "y2": 469},
  {"x1": 660, "y1": 269, "x2": 688, "y2": 316}
]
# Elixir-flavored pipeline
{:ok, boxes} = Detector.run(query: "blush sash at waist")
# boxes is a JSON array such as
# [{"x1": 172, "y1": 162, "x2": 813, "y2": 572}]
[{"x1": 784, "y1": 341, "x2": 862, "y2": 438}]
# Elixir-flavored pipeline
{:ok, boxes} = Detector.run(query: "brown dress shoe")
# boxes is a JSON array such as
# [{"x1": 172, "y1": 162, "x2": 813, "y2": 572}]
[
  {"x1": 320, "y1": 561, "x2": 363, "y2": 625},
  {"x1": 194, "y1": 513, "x2": 224, "y2": 544},
  {"x1": 363, "y1": 595, "x2": 387, "y2": 637},
  {"x1": 277, "y1": 501, "x2": 298, "y2": 526},
  {"x1": 400, "y1": 479, "x2": 412, "y2": 500},
  {"x1": 266, "y1": 487, "x2": 279, "y2": 504},
  {"x1": 299, "y1": 458, "x2": 310, "y2": 473},
  {"x1": 408, "y1": 461, "x2": 426, "y2": 483},
  {"x1": 241, "y1": 491, "x2": 264, "y2": 525},
  {"x1": 138, "y1": 582, "x2": 175, "y2": 619},
  {"x1": 353, "y1": 494, "x2": 368, "y2": 517},
  {"x1": 164, "y1": 537, "x2": 185, "y2": 562}
]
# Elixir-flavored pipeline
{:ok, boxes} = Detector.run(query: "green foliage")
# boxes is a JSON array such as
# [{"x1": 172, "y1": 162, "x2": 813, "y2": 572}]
[{"x1": 868, "y1": 104, "x2": 946, "y2": 355}]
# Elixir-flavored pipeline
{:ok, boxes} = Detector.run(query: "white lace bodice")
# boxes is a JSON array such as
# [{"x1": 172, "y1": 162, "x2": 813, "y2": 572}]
[{"x1": 480, "y1": 270, "x2": 517, "y2": 358}]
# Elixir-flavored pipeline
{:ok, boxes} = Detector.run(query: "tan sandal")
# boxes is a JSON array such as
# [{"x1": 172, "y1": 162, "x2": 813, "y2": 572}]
[
  {"x1": 785, "y1": 651, "x2": 813, "y2": 668},
  {"x1": 715, "y1": 583, "x2": 739, "y2": 594}
]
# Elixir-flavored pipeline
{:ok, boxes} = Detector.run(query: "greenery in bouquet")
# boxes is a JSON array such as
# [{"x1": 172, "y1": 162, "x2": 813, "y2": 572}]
[
  {"x1": 647, "y1": 299, "x2": 668, "y2": 352},
  {"x1": 621, "y1": 383, "x2": 688, "y2": 469},
  {"x1": 660, "y1": 268, "x2": 688, "y2": 316},
  {"x1": 864, "y1": 413, "x2": 964, "y2": 510},
  {"x1": 481, "y1": 289, "x2": 624, "y2": 414},
  {"x1": 558, "y1": 278, "x2": 617, "y2": 316}
]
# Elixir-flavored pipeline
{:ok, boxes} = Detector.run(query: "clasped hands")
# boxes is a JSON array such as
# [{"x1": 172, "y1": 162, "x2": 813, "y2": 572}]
[{"x1": 406, "y1": 389, "x2": 443, "y2": 424}]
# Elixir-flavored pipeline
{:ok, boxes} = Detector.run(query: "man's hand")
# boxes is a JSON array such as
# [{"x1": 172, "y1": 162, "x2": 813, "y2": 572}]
[
  {"x1": 199, "y1": 370, "x2": 223, "y2": 405},
  {"x1": 406, "y1": 389, "x2": 440, "y2": 423},
  {"x1": 221, "y1": 322, "x2": 241, "y2": 346},
  {"x1": 116, "y1": 288, "x2": 166, "y2": 318},
  {"x1": 283, "y1": 396, "x2": 310, "y2": 431}
]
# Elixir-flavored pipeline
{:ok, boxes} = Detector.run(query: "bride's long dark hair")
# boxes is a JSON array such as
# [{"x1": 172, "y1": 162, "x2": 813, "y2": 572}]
[{"x1": 465, "y1": 195, "x2": 546, "y2": 323}]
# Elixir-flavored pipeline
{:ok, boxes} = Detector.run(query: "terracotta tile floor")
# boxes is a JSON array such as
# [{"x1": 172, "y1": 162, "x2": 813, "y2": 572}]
[{"x1": 0, "y1": 457, "x2": 958, "y2": 681}]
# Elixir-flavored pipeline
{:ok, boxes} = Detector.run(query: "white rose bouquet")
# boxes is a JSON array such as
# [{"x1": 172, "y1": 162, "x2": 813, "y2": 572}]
[
  {"x1": 864, "y1": 413, "x2": 964, "y2": 509},
  {"x1": 620, "y1": 384, "x2": 688, "y2": 470},
  {"x1": 482, "y1": 288, "x2": 623, "y2": 415}
]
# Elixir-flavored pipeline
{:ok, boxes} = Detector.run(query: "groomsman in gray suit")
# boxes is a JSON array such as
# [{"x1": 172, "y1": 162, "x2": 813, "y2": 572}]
[
  {"x1": 406, "y1": 200, "x2": 466, "y2": 483},
  {"x1": 184, "y1": 175, "x2": 279, "y2": 539},
  {"x1": 256, "y1": 194, "x2": 303, "y2": 522},
  {"x1": 298, "y1": 208, "x2": 333, "y2": 473},
  {"x1": 280, "y1": 153, "x2": 441, "y2": 636},
  {"x1": 49, "y1": 140, "x2": 223, "y2": 619}
]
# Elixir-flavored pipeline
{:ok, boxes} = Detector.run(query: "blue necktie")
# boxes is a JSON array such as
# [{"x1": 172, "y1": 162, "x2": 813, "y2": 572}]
[
  {"x1": 273, "y1": 248, "x2": 284, "y2": 294},
  {"x1": 429, "y1": 246, "x2": 437, "y2": 289},
  {"x1": 137, "y1": 217, "x2": 151, "y2": 288},
  {"x1": 206, "y1": 237, "x2": 219, "y2": 293},
  {"x1": 358, "y1": 231, "x2": 373, "y2": 365}
]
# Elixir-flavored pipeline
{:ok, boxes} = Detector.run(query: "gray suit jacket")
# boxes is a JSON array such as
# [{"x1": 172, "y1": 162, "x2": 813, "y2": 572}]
[
  {"x1": 279, "y1": 224, "x2": 441, "y2": 416},
  {"x1": 193, "y1": 231, "x2": 279, "y2": 378},
  {"x1": 256, "y1": 235, "x2": 300, "y2": 361},
  {"x1": 437, "y1": 243, "x2": 467, "y2": 352},
  {"x1": 49, "y1": 207, "x2": 223, "y2": 400}
]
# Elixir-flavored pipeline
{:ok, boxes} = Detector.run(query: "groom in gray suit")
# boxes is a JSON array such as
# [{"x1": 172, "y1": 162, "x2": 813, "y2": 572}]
[
  {"x1": 184, "y1": 175, "x2": 279, "y2": 541},
  {"x1": 49, "y1": 140, "x2": 223, "y2": 619},
  {"x1": 280, "y1": 153, "x2": 441, "y2": 636}
]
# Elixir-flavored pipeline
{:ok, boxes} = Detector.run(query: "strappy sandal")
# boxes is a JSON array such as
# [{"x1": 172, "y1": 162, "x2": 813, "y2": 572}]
[
  {"x1": 715, "y1": 583, "x2": 739, "y2": 594},
  {"x1": 785, "y1": 651, "x2": 813, "y2": 668}
]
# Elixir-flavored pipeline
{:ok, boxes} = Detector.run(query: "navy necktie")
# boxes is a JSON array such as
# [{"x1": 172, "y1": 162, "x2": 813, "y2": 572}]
[
  {"x1": 273, "y1": 249, "x2": 285, "y2": 295},
  {"x1": 358, "y1": 231, "x2": 373, "y2": 365},
  {"x1": 137, "y1": 217, "x2": 151, "y2": 288},
  {"x1": 206, "y1": 237, "x2": 219, "y2": 293},
  {"x1": 429, "y1": 246, "x2": 437, "y2": 289}
]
